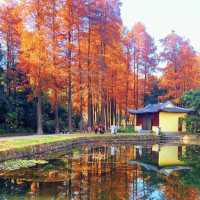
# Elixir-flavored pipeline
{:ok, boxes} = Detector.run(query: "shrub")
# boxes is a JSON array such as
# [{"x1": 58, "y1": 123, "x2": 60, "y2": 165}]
[
  {"x1": 117, "y1": 125, "x2": 135, "y2": 133},
  {"x1": 181, "y1": 89, "x2": 200, "y2": 133}
]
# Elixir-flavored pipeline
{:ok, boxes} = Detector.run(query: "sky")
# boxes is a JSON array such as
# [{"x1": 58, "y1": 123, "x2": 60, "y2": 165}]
[
  {"x1": 0, "y1": 0, "x2": 200, "y2": 51},
  {"x1": 121, "y1": 0, "x2": 200, "y2": 52}
]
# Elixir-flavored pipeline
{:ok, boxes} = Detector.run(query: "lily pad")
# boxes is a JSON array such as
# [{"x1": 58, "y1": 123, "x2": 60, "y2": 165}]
[{"x1": 0, "y1": 159, "x2": 48, "y2": 171}]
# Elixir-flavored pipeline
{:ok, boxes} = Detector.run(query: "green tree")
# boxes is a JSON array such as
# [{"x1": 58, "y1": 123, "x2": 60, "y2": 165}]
[
  {"x1": 181, "y1": 89, "x2": 200, "y2": 133},
  {"x1": 181, "y1": 145, "x2": 200, "y2": 189},
  {"x1": 144, "y1": 82, "x2": 166, "y2": 106}
]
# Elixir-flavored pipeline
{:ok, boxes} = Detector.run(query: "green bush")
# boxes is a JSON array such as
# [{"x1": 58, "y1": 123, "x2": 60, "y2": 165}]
[
  {"x1": 0, "y1": 128, "x2": 5, "y2": 134},
  {"x1": 181, "y1": 89, "x2": 200, "y2": 133},
  {"x1": 117, "y1": 125, "x2": 135, "y2": 133}
]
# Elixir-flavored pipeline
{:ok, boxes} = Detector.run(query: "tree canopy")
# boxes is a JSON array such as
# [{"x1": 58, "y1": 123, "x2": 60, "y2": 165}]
[{"x1": 0, "y1": 0, "x2": 199, "y2": 134}]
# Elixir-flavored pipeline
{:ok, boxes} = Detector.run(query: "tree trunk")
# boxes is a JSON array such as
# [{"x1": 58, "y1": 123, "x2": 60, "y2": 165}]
[
  {"x1": 37, "y1": 94, "x2": 43, "y2": 135},
  {"x1": 125, "y1": 48, "x2": 130, "y2": 126},
  {"x1": 52, "y1": 0, "x2": 60, "y2": 134},
  {"x1": 87, "y1": 15, "x2": 93, "y2": 129},
  {"x1": 110, "y1": 98, "x2": 114, "y2": 125},
  {"x1": 136, "y1": 63, "x2": 139, "y2": 108},
  {"x1": 67, "y1": 81, "x2": 72, "y2": 132},
  {"x1": 114, "y1": 100, "x2": 117, "y2": 125},
  {"x1": 125, "y1": 79, "x2": 129, "y2": 127},
  {"x1": 55, "y1": 100, "x2": 59, "y2": 134},
  {"x1": 133, "y1": 51, "x2": 136, "y2": 108},
  {"x1": 79, "y1": 94, "x2": 83, "y2": 132},
  {"x1": 67, "y1": 29, "x2": 73, "y2": 132},
  {"x1": 87, "y1": 89, "x2": 93, "y2": 128},
  {"x1": 78, "y1": 25, "x2": 83, "y2": 133}
]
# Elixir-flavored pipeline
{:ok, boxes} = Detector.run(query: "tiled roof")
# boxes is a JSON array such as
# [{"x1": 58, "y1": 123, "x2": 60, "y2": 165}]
[{"x1": 128, "y1": 101, "x2": 193, "y2": 114}]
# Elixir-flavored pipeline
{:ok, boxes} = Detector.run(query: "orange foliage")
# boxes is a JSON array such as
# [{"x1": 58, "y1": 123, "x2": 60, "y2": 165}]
[
  {"x1": 160, "y1": 31, "x2": 200, "y2": 102},
  {"x1": 0, "y1": 1, "x2": 199, "y2": 132}
]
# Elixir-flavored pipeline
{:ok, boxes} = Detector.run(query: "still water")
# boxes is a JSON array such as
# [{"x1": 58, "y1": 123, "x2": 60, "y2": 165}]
[{"x1": 0, "y1": 143, "x2": 200, "y2": 200}]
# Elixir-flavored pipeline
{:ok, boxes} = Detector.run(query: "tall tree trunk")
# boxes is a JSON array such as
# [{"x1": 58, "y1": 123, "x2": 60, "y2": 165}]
[
  {"x1": 87, "y1": 87, "x2": 93, "y2": 128},
  {"x1": 125, "y1": 79, "x2": 129, "y2": 127},
  {"x1": 111, "y1": 98, "x2": 115, "y2": 126},
  {"x1": 133, "y1": 51, "x2": 136, "y2": 108},
  {"x1": 55, "y1": 98, "x2": 59, "y2": 134},
  {"x1": 144, "y1": 63, "x2": 147, "y2": 105},
  {"x1": 67, "y1": 31, "x2": 72, "y2": 132},
  {"x1": 87, "y1": 15, "x2": 93, "y2": 128},
  {"x1": 37, "y1": 94, "x2": 43, "y2": 135},
  {"x1": 52, "y1": 0, "x2": 60, "y2": 134},
  {"x1": 78, "y1": 25, "x2": 83, "y2": 132},
  {"x1": 114, "y1": 98, "x2": 117, "y2": 125},
  {"x1": 107, "y1": 96, "x2": 110, "y2": 128},
  {"x1": 100, "y1": 42, "x2": 106, "y2": 128},
  {"x1": 119, "y1": 107, "x2": 123, "y2": 126},
  {"x1": 79, "y1": 93, "x2": 83, "y2": 132},
  {"x1": 105, "y1": 94, "x2": 109, "y2": 129},
  {"x1": 67, "y1": 76, "x2": 72, "y2": 133},
  {"x1": 125, "y1": 48, "x2": 130, "y2": 126},
  {"x1": 35, "y1": 0, "x2": 43, "y2": 135},
  {"x1": 136, "y1": 63, "x2": 139, "y2": 108}
]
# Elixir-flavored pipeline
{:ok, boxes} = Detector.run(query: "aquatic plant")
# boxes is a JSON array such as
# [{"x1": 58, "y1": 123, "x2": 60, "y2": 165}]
[{"x1": 0, "y1": 159, "x2": 48, "y2": 171}]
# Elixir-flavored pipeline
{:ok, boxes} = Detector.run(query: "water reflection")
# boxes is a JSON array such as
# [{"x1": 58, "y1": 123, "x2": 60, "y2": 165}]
[{"x1": 0, "y1": 143, "x2": 199, "y2": 200}]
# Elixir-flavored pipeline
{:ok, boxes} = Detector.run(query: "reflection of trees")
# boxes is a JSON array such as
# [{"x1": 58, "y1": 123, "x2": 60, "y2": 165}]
[
  {"x1": 159, "y1": 145, "x2": 200, "y2": 200},
  {"x1": 0, "y1": 144, "x2": 200, "y2": 200},
  {"x1": 161, "y1": 174, "x2": 199, "y2": 200},
  {"x1": 0, "y1": 178, "x2": 29, "y2": 199},
  {"x1": 180, "y1": 145, "x2": 200, "y2": 190}
]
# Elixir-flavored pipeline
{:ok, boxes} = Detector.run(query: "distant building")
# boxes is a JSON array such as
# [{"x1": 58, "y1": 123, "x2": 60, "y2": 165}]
[{"x1": 129, "y1": 101, "x2": 193, "y2": 134}]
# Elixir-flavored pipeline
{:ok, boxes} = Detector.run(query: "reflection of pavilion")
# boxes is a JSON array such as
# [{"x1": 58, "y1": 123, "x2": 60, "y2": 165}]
[
  {"x1": 133, "y1": 144, "x2": 189, "y2": 176},
  {"x1": 135, "y1": 144, "x2": 186, "y2": 167}
]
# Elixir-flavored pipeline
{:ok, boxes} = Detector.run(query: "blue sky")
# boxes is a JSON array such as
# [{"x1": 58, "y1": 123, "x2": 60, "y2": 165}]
[{"x1": 121, "y1": 0, "x2": 200, "y2": 52}]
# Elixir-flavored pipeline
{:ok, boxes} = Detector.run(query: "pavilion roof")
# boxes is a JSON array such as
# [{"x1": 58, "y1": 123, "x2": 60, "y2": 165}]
[{"x1": 128, "y1": 101, "x2": 193, "y2": 114}]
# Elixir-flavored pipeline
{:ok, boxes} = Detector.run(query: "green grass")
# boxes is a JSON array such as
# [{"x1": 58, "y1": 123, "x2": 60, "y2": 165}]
[{"x1": 0, "y1": 133, "x2": 137, "y2": 152}]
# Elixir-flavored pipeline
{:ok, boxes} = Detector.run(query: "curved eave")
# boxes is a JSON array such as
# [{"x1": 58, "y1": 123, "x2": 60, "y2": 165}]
[
  {"x1": 162, "y1": 108, "x2": 194, "y2": 113},
  {"x1": 128, "y1": 108, "x2": 193, "y2": 115}
]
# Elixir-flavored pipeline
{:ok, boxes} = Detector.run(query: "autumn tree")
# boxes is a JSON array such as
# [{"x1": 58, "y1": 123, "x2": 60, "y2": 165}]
[
  {"x1": 130, "y1": 22, "x2": 157, "y2": 108},
  {"x1": 3, "y1": 0, "x2": 200, "y2": 134},
  {"x1": 160, "y1": 31, "x2": 199, "y2": 102},
  {"x1": 0, "y1": 0, "x2": 21, "y2": 95},
  {"x1": 43, "y1": 0, "x2": 65, "y2": 133},
  {"x1": 19, "y1": 0, "x2": 51, "y2": 134}
]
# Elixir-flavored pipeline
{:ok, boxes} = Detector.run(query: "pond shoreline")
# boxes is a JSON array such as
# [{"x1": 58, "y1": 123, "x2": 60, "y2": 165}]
[
  {"x1": 0, "y1": 134, "x2": 164, "y2": 162},
  {"x1": 0, "y1": 133, "x2": 193, "y2": 162}
]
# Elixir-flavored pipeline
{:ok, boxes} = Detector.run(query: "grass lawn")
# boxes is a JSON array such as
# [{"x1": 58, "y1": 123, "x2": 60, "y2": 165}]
[{"x1": 0, "y1": 133, "x2": 137, "y2": 152}]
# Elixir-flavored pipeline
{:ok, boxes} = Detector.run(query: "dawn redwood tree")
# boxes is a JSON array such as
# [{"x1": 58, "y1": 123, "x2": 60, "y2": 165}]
[
  {"x1": 121, "y1": 29, "x2": 138, "y2": 122},
  {"x1": 58, "y1": 0, "x2": 79, "y2": 132},
  {"x1": 44, "y1": 0, "x2": 64, "y2": 133},
  {"x1": 130, "y1": 22, "x2": 157, "y2": 107},
  {"x1": 0, "y1": 0, "x2": 21, "y2": 96},
  {"x1": 19, "y1": 31, "x2": 51, "y2": 135},
  {"x1": 73, "y1": 0, "x2": 87, "y2": 132},
  {"x1": 92, "y1": 0, "x2": 123, "y2": 128},
  {"x1": 86, "y1": 1, "x2": 93, "y2": 129},
  {"x1": 19, "y1": 0, "x2": 49, "y2": 135},
  {"x1": 160, "y1": 31, "x2": 199, "y2": 102}
]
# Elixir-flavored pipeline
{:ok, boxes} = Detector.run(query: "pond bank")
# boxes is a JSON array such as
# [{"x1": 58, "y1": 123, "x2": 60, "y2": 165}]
[
  {"x1": 181, "y1": 134, "x2": 200, "y2": 145},
  {"x1": 0, "y1": 134, "x2": 161, "y2": 162}
]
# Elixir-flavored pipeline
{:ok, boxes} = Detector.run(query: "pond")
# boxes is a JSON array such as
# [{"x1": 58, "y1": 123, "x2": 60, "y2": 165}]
[{"x1": 0, "y1": 142, "x2": 200, "y2": 200}]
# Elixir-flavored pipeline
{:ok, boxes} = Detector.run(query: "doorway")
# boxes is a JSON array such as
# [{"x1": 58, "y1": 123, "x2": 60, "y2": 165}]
[{"x1": 142, "y1": 114, "x2": 152, "y2": 130}]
